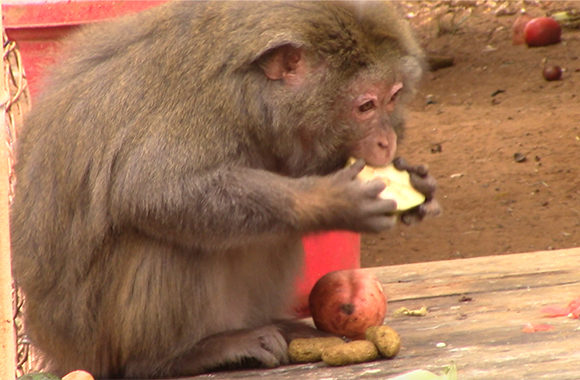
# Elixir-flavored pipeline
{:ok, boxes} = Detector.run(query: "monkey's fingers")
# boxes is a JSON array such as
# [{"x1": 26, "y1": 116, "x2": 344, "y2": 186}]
[
  {"x1": 421, "y1": 199, "x2": 442, "y2": 218},
  {"x1": 240, "y1": 325, "x2": 289, "y2": 368},
  {"x1": 393, "y1": 157, "x2": 429, "y2": 178},
  {"x1": 345, "y1": 158, "x2": 367, "y2": 179},
  {"x1": 356, "y1": 197, "x2": 398, "y2": 233},
  {"x1": 400, "y1": 199, "x2": 442, "y2": 225},
  {"x1": 392, "y1": 157, "x2": 408, "y2": 170},
  {"x1": 408, "y1": 172, "x2": 437, "y2": 200},
  {"x1": 256, "y1": 333, "x2": 290, "y2": 368},
  {"x1": 185, "y1": 325, "x2": 289, "y2": 372},
  {"x1": 332, "y1": 159, "x2": 367, "y2": 185},
  {"x1": 361, "y1": 198, "x2": 398, "y2": 216},
  {"x1": 362, "y1": 178, "x2": 388, "y2": 198},
  {"x1": 392, "y1": 157, "x2": 437, "y2": 199}
]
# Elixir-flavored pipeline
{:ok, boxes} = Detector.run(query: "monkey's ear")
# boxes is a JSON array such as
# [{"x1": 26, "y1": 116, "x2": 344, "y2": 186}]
[{"x1": 256, "y1": 43, "x2": 306, "y2": 85}]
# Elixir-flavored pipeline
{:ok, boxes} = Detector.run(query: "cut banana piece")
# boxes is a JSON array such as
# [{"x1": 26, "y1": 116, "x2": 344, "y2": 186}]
[{"x1": 347, "y1": 158, "x2": 426, "y2": 212}]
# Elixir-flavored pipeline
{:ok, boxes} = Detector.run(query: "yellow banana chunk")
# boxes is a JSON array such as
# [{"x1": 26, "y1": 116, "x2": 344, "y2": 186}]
[{"x1": 347, "y1": 158, "x2": 426, "y2": 212}]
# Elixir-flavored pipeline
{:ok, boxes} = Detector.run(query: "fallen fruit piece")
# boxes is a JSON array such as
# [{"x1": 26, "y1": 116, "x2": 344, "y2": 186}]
[
  {"x1": 62, "y1": 371, "x2": 94, "y2": 380},
  {"x1": 347, "y1": 157, "x2": 426, "y2": 212},
  {"x1": 388, "y1": 363, "x2": 457, "y2": 380},
  {"x1": 567, "y1": 297, "x2": 580, "y2": 310},
  {"x1": 524, "y1": 17, "x2": 561, "y2": 47},
  {"x1": 550, "y1": 10, "x2": 580, "y2": 28},
  {"x1": 542, "y1": 65, "x2": 562, "y2": 81},
  {"x1": 512, "y1": 14, "x2": 532, "y2": 45},
  {"x1": 522, "y1": 323, "x2": 554, "y2": 333},
  {"x1": 365, "y1": 325, "x2": 401, "y2": 359},
  {"x1": 540, "y1": 305, "x2": 570, "y2": 317},
  {"x1": 309, "y1": 269, "x2": 387, "y2": 340},
  {"x1": 391, "y1": 370, "x2": 441, "y2": 380},
  {"x1": 388, "y1": 370, "x2": 446, "y2": 380},
  {"x1": 288, "y1": 337, "x2": 345, "y2": 363},
  {"x1": 541, "y1": 296, "x2": 580, "y2": 319},
  {"x1": 569, "y1": 298, "x2": 580, "y2": 318},
  {"x1": 321, "y1": 340, "x2": 379, "y2": 366},
  {"x1": 392, "y1": 306, "x2": 428, "y2": 317}
]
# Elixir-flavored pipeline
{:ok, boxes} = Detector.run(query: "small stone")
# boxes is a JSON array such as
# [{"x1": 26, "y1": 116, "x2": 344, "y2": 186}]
[{"x1": 514, "y1": 153, "x2": 527, "y2": 163}]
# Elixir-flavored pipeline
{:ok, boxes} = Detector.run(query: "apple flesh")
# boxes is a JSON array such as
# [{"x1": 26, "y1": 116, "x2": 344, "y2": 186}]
[{"x1": 347, "y1": 157, "x2": 426, "y2": 212}]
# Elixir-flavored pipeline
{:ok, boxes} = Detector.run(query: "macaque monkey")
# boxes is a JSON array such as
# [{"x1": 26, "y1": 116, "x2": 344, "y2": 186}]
[{"x1": 11, "y1": 1, "x2": 440, "y2": 378}]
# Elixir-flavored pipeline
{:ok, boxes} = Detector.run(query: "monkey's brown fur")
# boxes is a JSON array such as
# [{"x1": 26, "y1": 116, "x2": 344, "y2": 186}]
[{"x1": 11, "y1": 2, "x2": 432, "y2": 378}]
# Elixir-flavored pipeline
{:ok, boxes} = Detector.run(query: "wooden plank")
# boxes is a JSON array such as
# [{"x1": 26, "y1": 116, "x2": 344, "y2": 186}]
[
  {"x1": 371, "y1": 247, "x2": 580, "y2": 301},
  {"x1": 187, "y1": 249, "x2": 580, "y2": 380},
  {"x1": 385, "y1": 282, "x2": 580, "y2": 380}
]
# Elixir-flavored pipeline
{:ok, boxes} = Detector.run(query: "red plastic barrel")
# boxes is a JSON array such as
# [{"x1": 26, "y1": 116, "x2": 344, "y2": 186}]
[
  {"x1": 296, "y1": 232, "x2": 360, "y2": 316},
  {"x1": 3, "y1": 0, "x2": 361, "y2": 315}
]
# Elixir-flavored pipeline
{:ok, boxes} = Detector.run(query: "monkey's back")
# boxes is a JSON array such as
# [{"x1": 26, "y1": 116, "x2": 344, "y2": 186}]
[{"x1": 11, "y1": 3, "x2": 311, "y2": 376}]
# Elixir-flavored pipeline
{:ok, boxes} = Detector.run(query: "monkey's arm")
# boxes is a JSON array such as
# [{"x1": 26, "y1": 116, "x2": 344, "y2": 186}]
[{"x1": 109, "y1": 161, "x2": 397, "y2": 249}]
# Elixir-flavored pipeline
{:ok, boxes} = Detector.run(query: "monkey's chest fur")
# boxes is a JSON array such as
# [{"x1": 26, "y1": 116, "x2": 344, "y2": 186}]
[{"x1": 20, "y1": 232, "x2": 304, "y2": 375}]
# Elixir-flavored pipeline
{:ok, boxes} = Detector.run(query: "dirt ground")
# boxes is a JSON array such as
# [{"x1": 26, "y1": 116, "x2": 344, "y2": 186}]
[{"x1": 361, "y1": 1, "x2": 580, "y2": 267}]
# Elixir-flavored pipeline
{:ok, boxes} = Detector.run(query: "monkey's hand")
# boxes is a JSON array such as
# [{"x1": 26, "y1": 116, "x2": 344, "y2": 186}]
[
  {"x1": 323, "y1": 159, "x2": 399, "y2": 233},
  {"x1": 392, "y1": 157, "x2": 442, "y2": 225}
]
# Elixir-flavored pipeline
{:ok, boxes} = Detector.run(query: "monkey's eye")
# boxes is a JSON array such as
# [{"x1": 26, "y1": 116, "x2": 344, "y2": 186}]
[{"x1": 358, "y1": 101, "x2": 375, "y2": 113}]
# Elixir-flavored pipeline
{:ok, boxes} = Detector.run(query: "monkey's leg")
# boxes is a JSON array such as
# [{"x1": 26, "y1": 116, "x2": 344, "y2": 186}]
[{"x1": 158, "y1": 324, "x2": 289, "y2": 377}]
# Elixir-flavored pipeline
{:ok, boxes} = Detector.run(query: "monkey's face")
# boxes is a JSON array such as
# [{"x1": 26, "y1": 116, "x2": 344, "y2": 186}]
[{"x1": 342, "y1": 75, "x2": 405, "y2": 167}]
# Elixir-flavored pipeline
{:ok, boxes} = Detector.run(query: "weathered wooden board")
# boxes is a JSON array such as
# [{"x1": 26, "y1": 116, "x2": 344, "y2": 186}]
[{"x1": 187, "y1": 248, "x2": 580, "y2": 380}]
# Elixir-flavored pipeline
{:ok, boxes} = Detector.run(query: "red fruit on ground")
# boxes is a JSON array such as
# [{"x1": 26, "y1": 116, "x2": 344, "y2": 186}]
[
  {"x1": 512, "y1": 14, "x2": 532, "y2": 45},
  {"x1": 542, "y1": 65, "x2": 562, "y2": 81},
  {"x1": 524, "y1": 17, "x2": 561, "y2": 47}
]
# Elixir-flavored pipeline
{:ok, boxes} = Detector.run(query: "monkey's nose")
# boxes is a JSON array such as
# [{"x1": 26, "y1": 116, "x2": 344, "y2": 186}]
[
  {"x1": 376, "y1": 136, "x2": 397, "y2": 165},
  {"x1": 378, "y1": 141, "x2": 389, "y2": 149}
]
